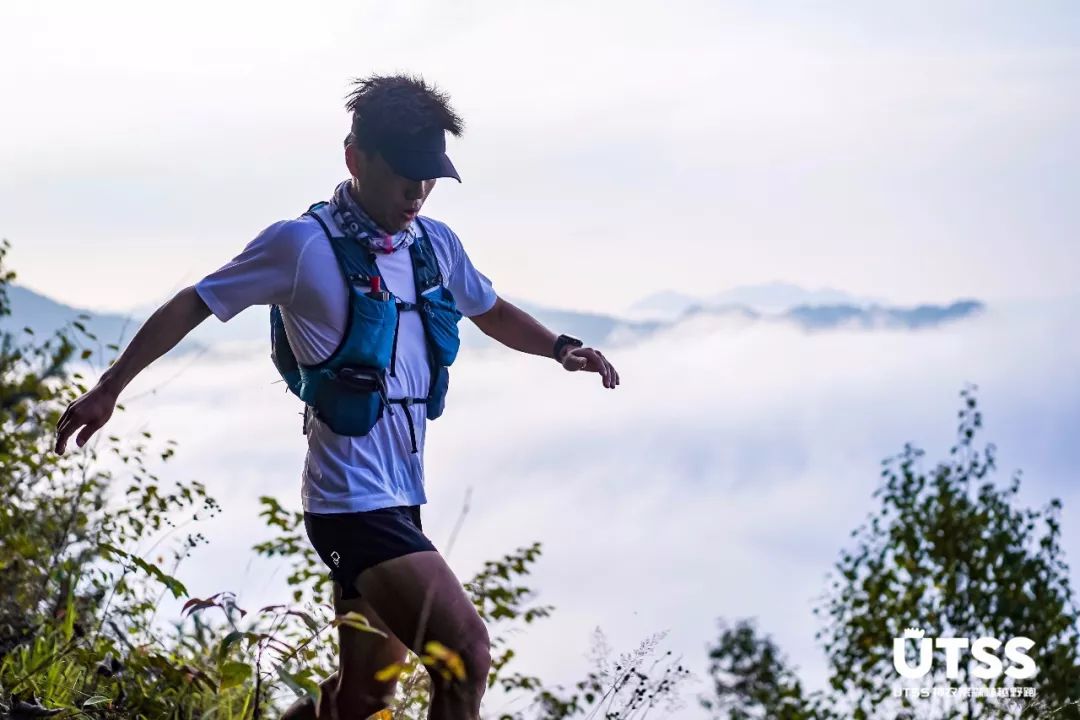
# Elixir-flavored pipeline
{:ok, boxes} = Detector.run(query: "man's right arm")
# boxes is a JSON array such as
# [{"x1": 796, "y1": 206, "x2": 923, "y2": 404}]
[
  {"x1": 54, "y1": 219, "x2": 310, "y2": 454},
  {"x1": 53, "y1": 286, "x2": 212, "y2": 454}
]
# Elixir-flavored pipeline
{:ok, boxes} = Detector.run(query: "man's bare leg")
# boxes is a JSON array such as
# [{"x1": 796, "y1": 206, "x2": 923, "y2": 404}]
[
  {"x1": 280, "y1": 581, "x2": 408, "y2": 719},
  {"x1": 355, "y1": 550, "x2": 491, "y2": 720}
]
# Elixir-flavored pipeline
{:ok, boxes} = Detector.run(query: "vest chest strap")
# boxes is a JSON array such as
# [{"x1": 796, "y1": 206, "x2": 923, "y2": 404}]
[{"x1": 386, "y1": 396, "x2": 428, "y2": 454}]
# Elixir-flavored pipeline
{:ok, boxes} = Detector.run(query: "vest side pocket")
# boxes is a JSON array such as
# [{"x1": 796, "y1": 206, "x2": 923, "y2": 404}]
[
  {"x1": 421, "y1": 286, "x2": 463, "y2": 367},
  {"x1": 426, "y1": 365, "x2": 450, "y2": 421},
  {"x1": 270, "y1": 305, "x2": 302, "y2": 396},
  {"x1": 312, "y1": 368, "x2": 386, "y2": 436}
]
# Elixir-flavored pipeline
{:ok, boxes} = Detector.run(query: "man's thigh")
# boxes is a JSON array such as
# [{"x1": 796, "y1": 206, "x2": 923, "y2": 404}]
[
  {"x1": 279, "y1": 583, "x2": 407, "y2": 720},
  {"x1": 332, "y1": 580, "x2": 409, "y2": 704},
  {"x1": 354, "y1": 550, "x2": 489, "y2": 670}
]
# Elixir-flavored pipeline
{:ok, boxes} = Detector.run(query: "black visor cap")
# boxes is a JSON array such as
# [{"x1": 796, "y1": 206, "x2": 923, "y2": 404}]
[{"x1": 372, "y1": 127, "x2": 461, "y2": 183}]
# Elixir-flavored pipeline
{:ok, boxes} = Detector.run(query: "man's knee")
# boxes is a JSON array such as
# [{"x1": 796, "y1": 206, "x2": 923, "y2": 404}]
[
  {"x1": 462, "y1": 633, "x2": 492, "y2": 686},
  {"x1": 338, "y1": 696, "x2": 391, "y2": 720},
  {"x1": 279, "y1": 675, "x2": 338, "y2": 720},
  {"x1": 337, "y1": 676, "x2": 397, "y2": 715},
  {"x1": 429, "y1": 629, "x2": 491, "y2": 697}
]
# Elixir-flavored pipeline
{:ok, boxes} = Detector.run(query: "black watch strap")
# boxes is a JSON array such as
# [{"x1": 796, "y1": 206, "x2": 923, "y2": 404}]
[{"x1": 553, "y1": 333, "x2": 584, "y2": 360}]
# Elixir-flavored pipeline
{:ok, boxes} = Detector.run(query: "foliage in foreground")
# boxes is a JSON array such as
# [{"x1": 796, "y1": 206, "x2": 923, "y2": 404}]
[
  {"x1": 0, "y1": 240, "x2": 689, "y2": 718},
  {"x1": 703, "y1": 387, "x2": 1080, "y2": 720}
]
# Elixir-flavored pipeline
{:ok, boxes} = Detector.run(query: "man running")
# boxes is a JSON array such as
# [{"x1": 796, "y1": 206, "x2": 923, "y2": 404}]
[{"x1": 53, "y1": 73, "x2": 620, "y2": 720}]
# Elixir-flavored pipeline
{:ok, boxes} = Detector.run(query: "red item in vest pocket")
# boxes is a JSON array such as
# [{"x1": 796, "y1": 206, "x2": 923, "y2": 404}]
[{"x1": 368, "y1": 276, "x2": 390, "y2": 301}]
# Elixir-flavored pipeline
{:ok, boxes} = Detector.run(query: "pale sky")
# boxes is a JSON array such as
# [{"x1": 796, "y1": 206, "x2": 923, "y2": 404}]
[{"x1": 2, "y1": 1, "x2": 1078, "y2": 316}]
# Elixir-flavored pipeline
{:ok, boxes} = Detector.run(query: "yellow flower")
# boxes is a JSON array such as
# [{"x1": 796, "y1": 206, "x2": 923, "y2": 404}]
[
  {"x1": 422, "y1": 641, "x2": 467, "y2": 682},
  {"x1": 374, "y1": 662, "x2": 405, "y2": 683}
]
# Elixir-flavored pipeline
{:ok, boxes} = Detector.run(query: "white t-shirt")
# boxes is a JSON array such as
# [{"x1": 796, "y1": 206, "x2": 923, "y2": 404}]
[{"x1": 194, "y1": 210, "x2": 497, "y2": 514}]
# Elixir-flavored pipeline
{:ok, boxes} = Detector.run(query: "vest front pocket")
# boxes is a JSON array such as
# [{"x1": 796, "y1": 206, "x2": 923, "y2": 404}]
[
  {"x1": 342, "y1": 291, "x2": 397, "y2": 368},
  {"x1": 420, "y1": 285, "x2": 463, "y2": 368}
]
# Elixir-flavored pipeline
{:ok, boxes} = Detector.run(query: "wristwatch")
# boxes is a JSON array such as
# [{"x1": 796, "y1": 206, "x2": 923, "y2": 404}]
[{"x1": 552, "y1": 333, "x2": 584, "y2": 362}]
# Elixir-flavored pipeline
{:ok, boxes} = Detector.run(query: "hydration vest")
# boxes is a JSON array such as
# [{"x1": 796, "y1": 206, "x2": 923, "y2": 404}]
[{"x1": 269, "y1": 201, "x2": 463, "y2": 452}]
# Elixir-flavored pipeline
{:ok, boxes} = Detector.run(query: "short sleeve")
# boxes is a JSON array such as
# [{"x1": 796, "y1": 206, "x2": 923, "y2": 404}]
[
  {"x1": 442, "y1": 226, "x2": 497, "y2": 317},
  {"x1": 195, "y1": 220, "x2": 313, "y2": 322}
]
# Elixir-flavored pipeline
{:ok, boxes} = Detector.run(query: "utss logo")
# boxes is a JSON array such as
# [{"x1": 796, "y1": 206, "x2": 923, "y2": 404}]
[{"x1": 893, "y1": 628, "x2": 1037, "y2": 680}]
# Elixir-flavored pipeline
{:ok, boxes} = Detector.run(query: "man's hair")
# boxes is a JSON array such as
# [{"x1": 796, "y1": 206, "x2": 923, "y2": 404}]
[{"x1": 344, "y1": 73, "x2": 464, "y2": 150}]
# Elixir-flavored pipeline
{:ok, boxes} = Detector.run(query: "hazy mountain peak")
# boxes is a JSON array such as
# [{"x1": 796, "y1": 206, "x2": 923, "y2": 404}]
[{"x1": 627, "y1": 282, "x2": 885, "y2": 321}]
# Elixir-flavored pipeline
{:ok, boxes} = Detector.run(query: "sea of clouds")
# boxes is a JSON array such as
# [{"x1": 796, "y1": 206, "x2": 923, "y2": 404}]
[{"x1": 82, "y1": 296, "x2": 1080, "y2": 717}]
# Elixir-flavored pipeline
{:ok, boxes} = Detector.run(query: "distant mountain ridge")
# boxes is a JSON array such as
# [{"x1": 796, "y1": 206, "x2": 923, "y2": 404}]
[
  {"x1": 629, "y1": 282, "x2": 886, "y2": 320},
  {"x1": 3, "y1": 284, "x2": 986, "y2": 359},
  {"x1": 3, "y1": 285, "x2": 210, "y2": 356},
  {"x1": 4, "y1": 285, "x2": 141, "y2": 347},
  {"x1": 784, "y1": 300, "x2": 985, "y2": 330}
]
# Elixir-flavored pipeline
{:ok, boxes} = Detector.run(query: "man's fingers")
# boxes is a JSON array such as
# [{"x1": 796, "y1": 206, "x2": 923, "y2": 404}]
[
  {"x1": 563, "y1": 348, "x2": 620, "y2": 388},
  {"x1": 56, "y1": 423, "x2": 78, "y2": 454},
  {"x1": 604, "y1": 359, "x2": 619, "y2": 388},
  {"x1": 592, "y1": 350, "x2": 618, "y2": 389},
  {"x1": 561, "y1": 348, "x2": 619, "y2": 388},
  {"x1": 55, "y1": 407, "x2": 72, "y2": 435},
  {"x1": 56, "y1": 406, "x2": 71, "y2": 431},
  {"x1": 75, "y1": 421, "x2": 100, "y2": 449},
  {"x1": 55, "y1": 411, "x2": 78, "y2": 454},
  {"x1": 601, "y1": 353, "x2": 619, "y2": 387},
  {"x1": 593, "y1": 351, "x2": 613, "y2": 387}
]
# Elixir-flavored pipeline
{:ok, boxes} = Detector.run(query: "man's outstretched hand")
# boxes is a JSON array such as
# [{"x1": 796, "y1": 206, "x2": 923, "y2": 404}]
[
  {"x1": 54, "y1": 382, "x2": 119, "y2": 454},
  {"x1": 51, "y1": 286, "x2": 214, "y2": 455},
  {"x1": 561, "y1": 346, "x2": 620, "y2": 389}
]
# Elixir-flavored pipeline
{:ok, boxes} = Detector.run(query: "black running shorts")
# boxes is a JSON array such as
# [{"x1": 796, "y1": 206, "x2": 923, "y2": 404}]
[{"x1": 303, "y1": 505, "x2": 436, "y2": 600}]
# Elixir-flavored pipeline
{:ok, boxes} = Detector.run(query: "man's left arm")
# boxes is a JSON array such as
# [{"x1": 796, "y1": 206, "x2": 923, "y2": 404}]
[{"x1": 469, "y1": 296, "x2": 620, "y2": 389}]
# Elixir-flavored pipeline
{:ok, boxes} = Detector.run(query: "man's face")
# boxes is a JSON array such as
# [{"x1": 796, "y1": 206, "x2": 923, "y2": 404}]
[{"x1": 346, "y1": 144, "x2": 436, "y2": 234}]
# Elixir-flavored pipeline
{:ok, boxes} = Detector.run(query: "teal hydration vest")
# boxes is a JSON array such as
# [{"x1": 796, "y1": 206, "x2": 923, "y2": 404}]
[{"x1": 269, "y1": 202, "x2": 463, "y2": 452}]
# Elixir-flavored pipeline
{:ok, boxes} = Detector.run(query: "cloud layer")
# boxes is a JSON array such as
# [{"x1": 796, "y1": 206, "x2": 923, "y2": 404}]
[{"x1": 78, "y1": 296, "x2": 1080, "y2": 716}]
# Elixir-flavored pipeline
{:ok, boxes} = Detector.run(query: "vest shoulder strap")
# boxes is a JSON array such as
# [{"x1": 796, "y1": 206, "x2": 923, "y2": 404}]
[
  {"x1": 409, "y1": 218, "x2": 444, "y2": 293},
  {"x1": 305, "y1": 202, "x2": 340, "y2": 236},
  {"x1": 304, "y1": 203, "x2": 377, "y2": 279}
]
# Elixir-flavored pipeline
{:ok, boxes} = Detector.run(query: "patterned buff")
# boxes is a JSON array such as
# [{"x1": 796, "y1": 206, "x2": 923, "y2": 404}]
[{"x1": 329, "y1": 180, "x2": 416, "y2": 254}]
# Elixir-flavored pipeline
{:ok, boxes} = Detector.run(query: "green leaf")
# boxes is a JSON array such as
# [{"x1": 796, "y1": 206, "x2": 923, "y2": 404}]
[
  {"x1": 277, "y1": 666, "x2": 322, "y2": 704},
  {"x1": 287, "y1": 608, "x2": 320, "y2": 634},
  {"x1": 81, "y1": 695, "x2": 112, "y2": 708},
  {"x1": 217, "y1": 630, "x2": 245, "y2": 663},
  {"x1": 101, "y1": 543, "x2": 189, "y2": 598},
  {"x1": 332, "y1": 610, "x2": 387, "y2": 638},
  {"x1": 219, "y1": 661, "x2": 250, "y2": 691}
]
